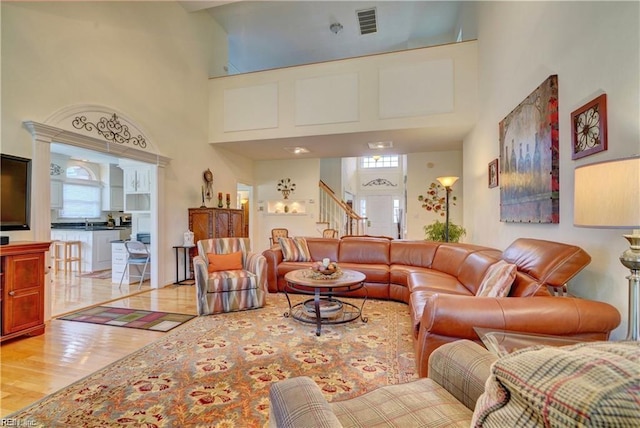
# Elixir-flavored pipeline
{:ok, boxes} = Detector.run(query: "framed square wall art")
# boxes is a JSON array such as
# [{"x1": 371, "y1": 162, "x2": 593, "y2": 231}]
[
  {"x1": 571, "y1": 94, "x2": 607, "y2": 160},
  {"x1": 499, "y1": 75, "x2": 559, "y2": 223},
  {"x1": 488, "y1": 159, "x2": 499, "y2": 188}
]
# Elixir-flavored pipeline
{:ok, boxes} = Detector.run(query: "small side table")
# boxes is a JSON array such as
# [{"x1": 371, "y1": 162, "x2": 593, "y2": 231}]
[{"x1": 173, "y1": 245, "x2": 195, "y2": 286}]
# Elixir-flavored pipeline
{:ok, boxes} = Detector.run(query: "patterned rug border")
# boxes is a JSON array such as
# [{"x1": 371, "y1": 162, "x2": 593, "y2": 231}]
[
  {"x1": 57, "y1": 306, "x2": 196, "y2": 332},
  {"x1": 11, "y1": 294, "x2": 417, "y2": 427}
]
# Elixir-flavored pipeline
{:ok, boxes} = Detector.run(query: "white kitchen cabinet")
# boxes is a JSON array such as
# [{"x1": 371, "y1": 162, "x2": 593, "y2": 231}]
[
  {"x1": 123, "y1": 167, "x2": 150, "y2": 193},
  {"x1": 51, "y1": 180, "x2": 63, "y2": 209},
  {"x1": 122, "y1": 165, "x2": 151, "y2": 212},
  {"x1": 101, "y1": 164, "x2": 124, "y2": 211},
  {"x1": 103, "y1": 186, "x2": 124, "y2": 211}
]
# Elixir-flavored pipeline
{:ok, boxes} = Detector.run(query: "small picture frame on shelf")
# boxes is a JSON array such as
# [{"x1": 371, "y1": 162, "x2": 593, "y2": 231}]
[
  {"x1": 571, "y1": 94, "x2": 607, "y2": 160},
  {"x1": 488, "y1": 158, "x2": 499, "y2": 188}
]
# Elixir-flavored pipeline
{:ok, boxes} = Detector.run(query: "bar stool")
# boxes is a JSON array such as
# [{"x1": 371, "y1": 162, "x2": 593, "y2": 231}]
[{"x1": 52, "y1": 240, "x2": 82, "y2": 274}]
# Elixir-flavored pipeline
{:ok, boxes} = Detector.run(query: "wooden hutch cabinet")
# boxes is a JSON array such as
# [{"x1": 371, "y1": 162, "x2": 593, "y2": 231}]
[
  {"x1": 1, "y1": 241, "x2": 50, "y2": 342},
  {"x1": 188, "y1": 207, "x2": 246, "y2": 246}
]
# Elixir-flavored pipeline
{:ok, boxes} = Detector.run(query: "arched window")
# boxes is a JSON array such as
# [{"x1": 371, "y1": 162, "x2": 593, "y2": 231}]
[{"x1": 59, "y1": 165, "x2": 101, "y2": 218}]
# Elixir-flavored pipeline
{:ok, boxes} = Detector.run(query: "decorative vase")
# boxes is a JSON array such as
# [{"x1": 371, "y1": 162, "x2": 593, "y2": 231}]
[{"x1": 284, "y1": 205, "x2": 289, "y2": 213}]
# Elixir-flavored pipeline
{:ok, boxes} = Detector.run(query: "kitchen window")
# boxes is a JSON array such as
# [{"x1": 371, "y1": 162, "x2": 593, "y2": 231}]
[{"x1": 58, "y1": 166, "x2": 102, "y2": 218}]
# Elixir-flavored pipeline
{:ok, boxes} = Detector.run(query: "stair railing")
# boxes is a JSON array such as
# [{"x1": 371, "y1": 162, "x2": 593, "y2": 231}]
[{"x1": 318, "y1": 180, "x2": 367, "y2": 236}]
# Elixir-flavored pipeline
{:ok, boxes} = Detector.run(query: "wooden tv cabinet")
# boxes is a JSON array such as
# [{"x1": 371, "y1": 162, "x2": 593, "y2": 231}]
[{"x1": 1, "y1": 241, "x2": 51, "y2": 342}]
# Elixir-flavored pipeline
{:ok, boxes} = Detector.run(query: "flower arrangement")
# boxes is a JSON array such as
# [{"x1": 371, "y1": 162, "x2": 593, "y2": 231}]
[
  {"x1": 417, "y1": 182, "x2": 457, "y2": 216},
  {"x1": 277, "y1": 178, "x2": 296, "y2": 199}
]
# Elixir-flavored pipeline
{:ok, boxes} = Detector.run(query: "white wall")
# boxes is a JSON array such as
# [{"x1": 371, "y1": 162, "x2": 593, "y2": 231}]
[
  {"x1": 208, "y1": 41, "x2": 478, "y2": 144},
  {"x1": 254, "y1": 158, "x2": 321, "y2": 251},
  {"x1": 464, "y1": 1, "x2": 640, "y2": 339},
  {"x1": 406, "y1": 151, "x2": 463, "y2": 240},
  {"x1": 1, "y1": 2, "x2": 249, "y2": 288}
]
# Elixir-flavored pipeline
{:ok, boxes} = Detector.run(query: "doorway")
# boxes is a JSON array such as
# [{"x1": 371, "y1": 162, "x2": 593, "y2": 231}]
[
  {"x1": 50, "y1": 144, "x2": 155, "y2": 316},
  {"x1": 363, "y1": 195, "x2": 396, "y2": 237}
]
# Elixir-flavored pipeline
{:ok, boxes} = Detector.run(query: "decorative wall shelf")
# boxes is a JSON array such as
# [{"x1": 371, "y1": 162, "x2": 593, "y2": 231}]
[{"x1": 267, "y1": 200, "x2": 306, "y2": 215}]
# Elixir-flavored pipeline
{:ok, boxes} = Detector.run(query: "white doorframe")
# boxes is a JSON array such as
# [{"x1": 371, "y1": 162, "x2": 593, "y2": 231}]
[{"x1": 24, "y1": 111, "x2": 170, "y2": 322}]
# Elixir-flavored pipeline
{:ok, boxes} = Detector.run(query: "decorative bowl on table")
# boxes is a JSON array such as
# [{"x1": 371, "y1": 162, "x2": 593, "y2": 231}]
[{"x1": 308, "y1": 260, "x2": 343, "y2": 280}]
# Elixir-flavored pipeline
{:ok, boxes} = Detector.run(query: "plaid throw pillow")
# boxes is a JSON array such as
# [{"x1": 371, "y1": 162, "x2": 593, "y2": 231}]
[
  {"x1": 472, "y1": 341, "x2": 640, "y2": 427},
  {"x1": 279, "y1": 237, "x2": 312, "y2": 262}
]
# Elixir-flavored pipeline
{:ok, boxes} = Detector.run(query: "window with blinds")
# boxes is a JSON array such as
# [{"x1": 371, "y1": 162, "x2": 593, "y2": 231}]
[{"x1": 58, "y1": 165, "x2": 101, "y2": 218}]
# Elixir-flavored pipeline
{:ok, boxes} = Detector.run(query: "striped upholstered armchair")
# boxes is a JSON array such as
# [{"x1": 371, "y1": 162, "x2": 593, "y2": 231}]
[{"x1": 193, "y1": 238, "x2": 267, "y2": 315}]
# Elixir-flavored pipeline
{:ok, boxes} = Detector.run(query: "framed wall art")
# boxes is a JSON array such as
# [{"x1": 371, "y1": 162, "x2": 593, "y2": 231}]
[
  {"x1": 499, "y1": 75, "x2": 559, "y2": 223},
  {"x1": 488, "y1": 159, "x2": 499, "y2": 188},
  {"x1": 571, "y1": 94, "x2": 607, "y2": 160}
]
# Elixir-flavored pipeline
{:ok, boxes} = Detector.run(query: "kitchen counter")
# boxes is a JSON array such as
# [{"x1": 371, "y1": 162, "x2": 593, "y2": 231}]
[
  {"x1": 51, "y1": 225, "x2": 131, "y2": 231},
  {"x1": 51, "y1": 228, "x2": 123, "y2": 272}
]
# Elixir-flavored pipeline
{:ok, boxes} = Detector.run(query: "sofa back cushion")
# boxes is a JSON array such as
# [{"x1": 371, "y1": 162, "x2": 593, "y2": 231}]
[
  {"x1": 456, "y1": 250, "x2": 502, "y2": 294},
  {"x1": 430, "y1": 243, "x2": 499, "y2": 281},
  {"x1": 305, "y1": 237, "x2": 339, "y2": 262},
  {"x1": 502, "y1": 238, "x2": 591, "y2": 297},
  {"x1": 390, "y1": 240, "x2": 439, "y2": 268},
  {"x1": 338, "y1": 237, "x2": 390, "y2": 264}
]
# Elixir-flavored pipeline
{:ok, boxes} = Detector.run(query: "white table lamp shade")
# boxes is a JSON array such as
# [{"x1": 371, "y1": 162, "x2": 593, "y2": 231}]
[{"x1": 574, "y1": 156, "x2": 640, "y2": 229}]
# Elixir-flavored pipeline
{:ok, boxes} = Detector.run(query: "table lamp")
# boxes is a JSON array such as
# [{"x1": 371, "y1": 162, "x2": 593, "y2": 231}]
[
  {"x1": 574, "y1": 155, "x2": 640, "y2": 340},
  {"x1": 436, "y1": 176, "x2": 459, "y2": 242}
]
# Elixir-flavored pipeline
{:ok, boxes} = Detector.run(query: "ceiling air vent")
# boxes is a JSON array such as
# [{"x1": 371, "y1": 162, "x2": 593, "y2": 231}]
[{"x1": 356, "y1": 8, "x2": 377, "y2": 35}]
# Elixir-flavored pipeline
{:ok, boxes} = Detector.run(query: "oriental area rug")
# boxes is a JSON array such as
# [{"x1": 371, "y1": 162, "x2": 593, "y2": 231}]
[
  {"x1": 10, "y1": 294, "x2": 417, "y2": 427},
  {"x1": 58, "y1": 306, "x2": 196, "y2": 332}
]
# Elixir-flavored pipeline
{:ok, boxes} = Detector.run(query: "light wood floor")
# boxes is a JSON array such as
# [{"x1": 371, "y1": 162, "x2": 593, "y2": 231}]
[{"x1": 1, "y1": 272, "x2": 198, "y2": 417}]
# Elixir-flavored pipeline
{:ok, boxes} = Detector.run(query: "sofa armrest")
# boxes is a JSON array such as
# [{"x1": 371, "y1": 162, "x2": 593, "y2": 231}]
[
  {"x1": 262, "y1": 247, "x2": 283, "y2": 293},
  {"x1": 269, "y1": 376, "x2": 342, "y2": 428},
  {"x1": 421, "y1": 294, "x2": 621, "y2": 339},
  {"x1": 428, "y1": 340, "x2": 497, "y2": 410}
]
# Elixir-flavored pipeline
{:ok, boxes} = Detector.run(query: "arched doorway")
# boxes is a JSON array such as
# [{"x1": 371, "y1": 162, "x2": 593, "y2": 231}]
[{"x1": 24, "y1": 104, "x2": 170, "y2": 319}]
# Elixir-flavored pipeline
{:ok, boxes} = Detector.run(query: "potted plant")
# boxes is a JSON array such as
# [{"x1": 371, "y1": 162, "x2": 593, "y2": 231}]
[
  {"x1": 423, "y1": 220, "x2": 466, "y2": 243},
  {"x1": 419, "y1": 181, "x2": 465, "y2": 242}
]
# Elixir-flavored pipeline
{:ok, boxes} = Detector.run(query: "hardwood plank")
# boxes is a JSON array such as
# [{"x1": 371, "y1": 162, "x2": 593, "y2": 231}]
[{"x1": 1, "y1": 273, "x2": 197, "y2": 417}]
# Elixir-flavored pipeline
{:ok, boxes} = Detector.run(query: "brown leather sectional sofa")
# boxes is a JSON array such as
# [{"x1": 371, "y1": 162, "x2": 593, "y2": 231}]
[{"x1": 262, "y1": 236, "x2": 621, "y2": 376}]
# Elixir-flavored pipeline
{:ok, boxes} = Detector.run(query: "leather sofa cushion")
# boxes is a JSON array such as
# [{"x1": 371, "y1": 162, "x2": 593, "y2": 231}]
[
  {"x1": 389, "y1": 265, "x2": 432, "y2": 287},
  {"x1": 390, "y1": 240, "x2": 439, "y2": 268},
  {"x1": 339, "y1": 237, "x2": 390, "y2": 264},
  {"x1": 338, "y1": 262, "x2": 389, "y2": 284},
  {"x1": 409, "y1": 271, "x2": 473, "y2": 295},
  {"x1": 306, "y1": 238, "x2": 339, "y2": 262},
  {"x1": 503, "y1": 238, "x2": 591, "y2": 295}
]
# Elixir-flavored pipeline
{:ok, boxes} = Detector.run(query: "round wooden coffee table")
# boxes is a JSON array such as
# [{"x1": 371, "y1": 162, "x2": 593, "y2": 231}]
[{"x1": 284, "y1": 269, "x2": 368, "y2": 336}]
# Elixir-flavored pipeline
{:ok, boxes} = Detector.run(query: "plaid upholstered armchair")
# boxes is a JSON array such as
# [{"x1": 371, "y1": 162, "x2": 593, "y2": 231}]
[{"x1": 193, "y1": 238, "x2": 267, "y2": 315}]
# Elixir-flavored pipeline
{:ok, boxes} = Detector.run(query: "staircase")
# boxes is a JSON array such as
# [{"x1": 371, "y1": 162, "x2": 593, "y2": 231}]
[{"x1": 318, "y1": 180, "x2": 367, "y2": 237}]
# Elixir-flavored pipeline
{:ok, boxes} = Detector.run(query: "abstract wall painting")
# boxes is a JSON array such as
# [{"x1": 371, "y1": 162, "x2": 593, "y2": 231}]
[{"x1": 499, "y1": 75, "x2": 559, "y2": 223}]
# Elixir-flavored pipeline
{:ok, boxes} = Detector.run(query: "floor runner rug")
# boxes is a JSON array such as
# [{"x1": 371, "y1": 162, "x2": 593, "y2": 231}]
[
  {"x1": 79, "y1": 269, "x2": 113, "y2": 279},
  {"x1": 12, "y1": 294, "x2": 417, "y2": 427},
  {"x1": 58, "y1": 306, "x2": 196, "y2": 332}
]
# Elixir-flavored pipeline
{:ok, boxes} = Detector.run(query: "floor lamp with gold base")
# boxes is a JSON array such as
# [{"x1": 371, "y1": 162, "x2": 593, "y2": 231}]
[{"x1": 574, "y1": 156, "x2": 640, "y2": 340}]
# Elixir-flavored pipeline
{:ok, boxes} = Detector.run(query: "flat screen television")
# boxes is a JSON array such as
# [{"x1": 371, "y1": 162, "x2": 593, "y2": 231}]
[{"x1": 1, "y1": 154, "x2": 32, "y2": 231}]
